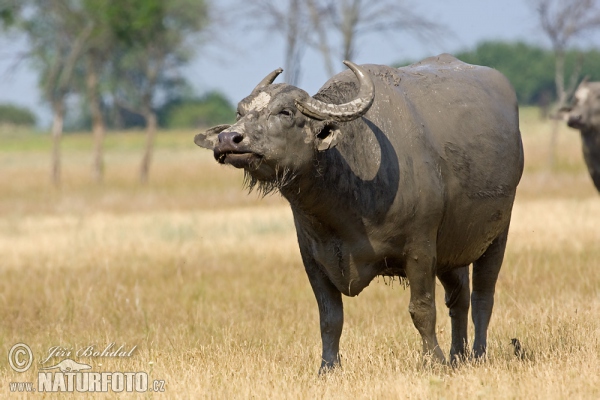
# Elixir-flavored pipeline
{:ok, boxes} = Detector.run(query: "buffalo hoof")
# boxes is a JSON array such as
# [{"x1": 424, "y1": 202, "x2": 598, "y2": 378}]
[
  {"x1": 449, "y1": 351, "x2": 469, "y2": 367},
  {"x1": 421, "y1": 354, "x2": 448, "y2": 370},
  {"x1": 318, "y1": 359, "x2": 341, "y2": 375},
  {"x1": 473, "y1": 346, "x2": 487, "y2": 360}
]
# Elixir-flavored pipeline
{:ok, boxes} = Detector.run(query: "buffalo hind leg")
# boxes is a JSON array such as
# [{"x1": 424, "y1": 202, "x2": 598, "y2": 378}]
[
  {"x1": 472, "y1": 227, "x2": 509, "y2": 359},
  {"x1": 438, "y1": 266, "x2": 470, "y2": 364},
  {"x1": 405, "y1": 249, "x2": 446, "y2": 364},
  {"x1": 304, "y1": 261, "x2": 344, "y2": 374}
]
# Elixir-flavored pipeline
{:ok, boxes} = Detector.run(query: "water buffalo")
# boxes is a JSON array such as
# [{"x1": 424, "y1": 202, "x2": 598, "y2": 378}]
[
  {"x1": 563, "y1": 79, "x2": 600, "y2": 192},
  {"x1": 195, "y1": 54, "x2": 524, "y2": 372}
]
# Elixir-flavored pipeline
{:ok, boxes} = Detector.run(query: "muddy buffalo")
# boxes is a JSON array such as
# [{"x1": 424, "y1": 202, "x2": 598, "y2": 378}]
[
  {"x1": 195, "y1": 54, "x2": 524, "y2": 372},
  {"x1": 563, "y1": 79, "x2": 600, "y2": 192}
]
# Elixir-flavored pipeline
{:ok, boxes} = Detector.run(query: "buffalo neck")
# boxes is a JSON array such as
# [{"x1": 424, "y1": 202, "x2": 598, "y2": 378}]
[
  {"x1": 580, "y1": 128, "x2": 600, "y2": 191},
  {"x1": 279, "y1": 118, "x2": 403, "y2": 230}
]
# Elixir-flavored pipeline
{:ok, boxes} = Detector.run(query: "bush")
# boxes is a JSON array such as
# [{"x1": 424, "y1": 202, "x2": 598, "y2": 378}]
[
  {"x1": 395, "y1": 41, "x2": 600, "y2": 106},
  {"x1": 0, "y1": 103, "x2": 37, "y2": 126},
  {"x1": 162, "y1": 91, "x2": 235, "y2": 129},
  {"x1": 455, "y1": 42, "x2": 555, "y2": 105}
]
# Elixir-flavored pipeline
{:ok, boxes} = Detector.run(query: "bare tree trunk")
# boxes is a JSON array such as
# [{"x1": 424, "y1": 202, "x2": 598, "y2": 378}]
[
  {"x1": 284, "y1": 0, "x2": 303, "y2": 85},
  {"x1": 341, "y1": 0, "x2": 360, "y2": 61},
  {"x1": 536, "y1": 0, "x2": 600, "y2": 170},
  {"x1": 51, "y1": 100, "x2": 65, "y2": 187},
  {"x1": 548, "y1": 48, "x2": 566, "y2": 169},
  {"x1": 548, "y1": 118, "x2": 560, "y2": 170},
  {"x1": 86, "y1": 52, "x2": 106, "y2": 183},
  {"x1": 111, "y1": 100, "x2": 124, "y2": 130},
  {"x1": 549, "y1": 49, "x2": 583, "y2": 170},
  {"x1": 137, "y1": 50, "x2": 163, "y2": 184},
  {"x1": 554, "y1": 49, "x2": 567, "y2": 107},
  {"x1": 139, "y1": 109, "x2": 157, "y2": 184},
  {"x1": 307, "y1": 0, "x2": 335, "y2": 76}
]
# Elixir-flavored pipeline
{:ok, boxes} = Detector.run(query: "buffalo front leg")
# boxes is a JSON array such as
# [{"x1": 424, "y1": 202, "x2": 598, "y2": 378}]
[
  {"x1": 472, "y1": 227, "x2": 509, "y2": 359},
  {"x1": 304, "y1": 262, "x2": 344, "y2": 373},
  {"x1": 438, "y1": 266, "x2": 470, "y2": 364},
  {"x1": 405, "y1": 250, "x2": 446, "y2": 364}
]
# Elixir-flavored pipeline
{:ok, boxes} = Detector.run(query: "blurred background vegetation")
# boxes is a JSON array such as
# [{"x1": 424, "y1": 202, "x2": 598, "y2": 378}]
[
  {"x1": 4, "y1": 40, "x2": 600, "y2": 132},
  {"x1": 400, "y1": 42, "x2": 600, "y2": 113},
  {"x1": 1, "y1": 0, "x2": 599, "y2": 185},
  {"x1": 2, "y1": 1, "x2": 599, "y2": 131},
  {"x1": 0, "y1": 103, "x2": 37, "y2": 126}
]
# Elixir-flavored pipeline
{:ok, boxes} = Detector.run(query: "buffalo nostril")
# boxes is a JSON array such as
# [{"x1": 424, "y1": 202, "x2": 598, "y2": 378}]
[{"x1": 218, "y1": 131, "x2": 244, "y2": 145}]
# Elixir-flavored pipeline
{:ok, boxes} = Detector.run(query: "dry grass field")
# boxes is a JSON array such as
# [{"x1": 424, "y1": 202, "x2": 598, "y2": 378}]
[{"x1": 0, "y1": 107, "x2": 599, "y2": 398}]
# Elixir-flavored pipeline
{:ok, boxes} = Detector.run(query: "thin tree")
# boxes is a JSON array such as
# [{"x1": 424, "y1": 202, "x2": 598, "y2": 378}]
[
  {"x1": 534, "y1": 0, "x2": 600, "y2": 167},
  {"x1": 107, "y1": 0, "x2": 209, "y2": 183},
  {"x1": 85, "y1": 46, "x2": 107, "y2": 183},
  {"x1": 0, "y1": 1, "x2": 19, "y2": 27},
  {"x1": 322, "y1": 0, "x2": 442, "y2": 63},
  {"x1": 237, "y1": 0, "x2": 443, "y2": 82},
  {"x1": 537, "y1": 0, "x2": 600, "y2": 107},
  {"x1": 236, "y1": 0, "x2": 311, "y2": 85},
  {"x1": 306, "y1": 0, "x2": 335, "y2": 76},
  {"x1": 19, "y1": 0, "x2": 93, "y2": 186},
  {"x1": 81, "y1": 0, "x2": 115, "y2": 184}
]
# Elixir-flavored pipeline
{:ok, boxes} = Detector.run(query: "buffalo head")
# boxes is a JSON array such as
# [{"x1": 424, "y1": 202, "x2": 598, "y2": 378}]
[
  {"x1": 564, "y1": 79, "x2": 600, "y2": 130},
  {"x1": 194, "y1": 61, "x2": 375, "y2": 190}
]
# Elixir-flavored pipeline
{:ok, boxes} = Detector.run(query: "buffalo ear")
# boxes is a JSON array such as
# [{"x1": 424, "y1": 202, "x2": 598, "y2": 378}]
[
  {"x1": 314, "y1": 121, "x2": 341, "y2": 151},
  {"x1": 557, "y1": 106, "x2": 572, "y2": 121},
  {"x1": 580, "y1": 75, "x2": 590, "y2": 86},
  {"x1": 194, "y1": 124, "x2": 231, "y2": 149}
]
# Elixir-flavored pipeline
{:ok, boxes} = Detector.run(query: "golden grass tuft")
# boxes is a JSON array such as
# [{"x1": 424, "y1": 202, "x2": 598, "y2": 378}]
[{"x1": 0, "y1": 109, "x2": 599, "y2": 398}]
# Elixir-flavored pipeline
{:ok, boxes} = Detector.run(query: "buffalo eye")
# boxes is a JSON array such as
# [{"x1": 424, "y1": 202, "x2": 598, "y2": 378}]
[
  {"x1": 236, "y1": 111, "x2": 242, "y2": 120},
  {"x1": 278, "y1": 109, "x2": 293, "y2": 118}
]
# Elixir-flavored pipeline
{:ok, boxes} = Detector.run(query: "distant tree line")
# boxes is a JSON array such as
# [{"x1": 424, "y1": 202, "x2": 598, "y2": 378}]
[
  {"x1": 9, "y1": 39, "x2": 600, "y2": 130},
  {"x1": 398, "y1": 41, "x2": 600, "y2": 108},
  {"x1": 457, "y1": 42, "x2": 600, "y2": 108},
  {"x1": 66, "y1": 90, "x2": 235, "y2": 131},
  {"x1": 0, "y1": 104, "x2": 37, "y2": 126},
  {"x1": 0, "y1": 0, "x2": 226, "y2": 185},
  {"x1": 2, "y1": 0, "x2": 600, "y2": 183},
  {"x1": 238, "y1": 0, "x2": 443, "y2": 85},
  {"x1": 4, "y1": 0, "x2": 438, "y2": 187}
]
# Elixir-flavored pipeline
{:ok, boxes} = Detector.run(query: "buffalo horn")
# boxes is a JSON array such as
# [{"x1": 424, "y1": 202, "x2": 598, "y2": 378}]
[
  {"x1": 252, "y1": 68, "x2": 284, "y2": 92},
  {"x1": 295, "y1": 61, "x2": 375, "y2": 122}
]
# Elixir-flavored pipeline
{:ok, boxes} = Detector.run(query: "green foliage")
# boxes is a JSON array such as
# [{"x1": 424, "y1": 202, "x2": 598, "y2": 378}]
[
  {"x1": 104, "y1": 0, "x2": 166, "y2": 47},
  {"x1": 455, "y1": 42, "x2": 555, "y2": 105},
  {"x1": 397, "y1": 41, "x2": 600, "y2": 105},
  {"x1": 104, "y1": 0, "x2": 208, "y2": 49},
  {"x1": 0, "y1": 1, "x2": 20, "y2": 28},
  {"x1": 0, "y1": 103, "x2": 37, "y2": 126},
  {"x1": 0, "y1": 9, "x2": 14, "y2": 27},
  {"x1": 578, "y1": 49, "x2": 600, "y2": 82},
  {"x1": 2, "y1": 0, "x2": 211, "y2": 133},
  {"x1": 161, "y1": 91, "x2": 236, "y2": 129},
  {"x1": 105, "y1": 0, "x2": 210, "y2": 119}
]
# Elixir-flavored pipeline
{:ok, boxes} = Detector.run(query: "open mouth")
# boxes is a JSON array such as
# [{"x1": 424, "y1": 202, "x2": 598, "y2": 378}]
[
  {"x1": 216, "y1": 151, "x2": 262, "y2": 168},
  {"x1": 567, "y1": 120, "x2": 584, "y2": 129}
]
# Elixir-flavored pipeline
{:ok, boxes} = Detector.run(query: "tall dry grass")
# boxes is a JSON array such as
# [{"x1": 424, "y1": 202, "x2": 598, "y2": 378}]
[{"x1": 0, "y1": 108, "x2": 599, "y2": 398}]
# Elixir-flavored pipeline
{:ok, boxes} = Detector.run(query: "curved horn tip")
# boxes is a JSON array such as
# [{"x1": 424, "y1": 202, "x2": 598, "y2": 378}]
[
  {"x1": 296, "y1": 59, "x2": 374, "y2": 122},
  {"x1": 252, "y1": 67, "x2": 284, "y2": 92},
  {"x1": 342, "y1": 60, "x2": 367, "y2": 77},
  {"x1": 342, "y1": 60, "x2": 359, "y2": 68}
]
